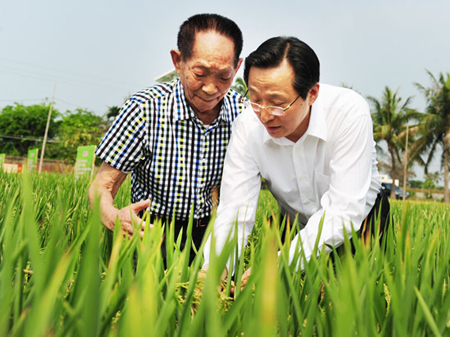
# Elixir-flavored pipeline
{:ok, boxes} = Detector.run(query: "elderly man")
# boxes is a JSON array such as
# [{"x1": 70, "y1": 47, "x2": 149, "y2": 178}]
[
  {"x1": 204, "y1": 36, "x2": 390, "y2": 278},
  {"x1": 89, "y1": 13, "x2": 244, "y2": 263}
]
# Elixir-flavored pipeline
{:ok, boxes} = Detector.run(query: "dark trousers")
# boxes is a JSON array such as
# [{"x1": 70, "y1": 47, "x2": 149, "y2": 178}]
[
  {"x1": 358, "y1": 188, "x2": 391, "y2": 246},
  {"x1": 150, "y1": 215, "x2": 210, "y2": 266}
]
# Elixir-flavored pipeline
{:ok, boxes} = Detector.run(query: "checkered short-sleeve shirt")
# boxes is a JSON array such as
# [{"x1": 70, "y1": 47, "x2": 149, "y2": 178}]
[{"x1": 96, "y1": 78, "x2": 244, "y2": 220}]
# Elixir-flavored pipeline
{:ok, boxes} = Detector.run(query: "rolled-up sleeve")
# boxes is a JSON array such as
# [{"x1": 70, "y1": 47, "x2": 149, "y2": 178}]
[{"x1": 96, "y1": 98, "x2": 148, "y2": 174}]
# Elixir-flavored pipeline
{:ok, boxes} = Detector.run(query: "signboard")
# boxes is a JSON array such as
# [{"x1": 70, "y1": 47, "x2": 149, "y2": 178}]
[
  {"x1": 0, "y1": 153, "x2": 5, "y2": 171},
  {"x1": 3, "y1": 163, "x2": 22, "y2": 173},
  {"x1": 27, "y1": 148, "x2": 38, "y2": 173},
  {"x1": 74, "y1": 145, "x2": 96, "y2": 180}
]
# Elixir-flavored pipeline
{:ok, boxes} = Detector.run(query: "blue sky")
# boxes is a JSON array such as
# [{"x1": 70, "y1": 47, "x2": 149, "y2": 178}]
[{"x1": 1, "y1": 0, "x2": 449, "y2": 176}]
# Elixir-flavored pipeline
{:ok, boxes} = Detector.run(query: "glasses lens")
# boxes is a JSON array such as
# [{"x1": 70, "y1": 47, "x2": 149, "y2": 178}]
[
  {"x1": 270, "y1": 108, "x2": 285, "y2": 116},
  {"x1": 250, "y1": 102, "x2": 261, "y2": 112}
]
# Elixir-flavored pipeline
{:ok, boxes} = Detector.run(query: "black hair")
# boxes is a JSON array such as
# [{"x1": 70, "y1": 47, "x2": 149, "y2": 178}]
[
  {"x1": 243, "y1": 37, "x2": 320, "y2": 99},
  {"x1": 177, "y1": 13, "x2": 243, "y2": 67}
]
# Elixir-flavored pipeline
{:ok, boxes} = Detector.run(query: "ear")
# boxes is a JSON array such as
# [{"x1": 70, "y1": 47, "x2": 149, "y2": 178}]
[
  {"x1": 308, "y1": 83, "x2": 320, "y2": 105},
  {"x1": 170, "y1": 49, "x2": 183, "y2": 74}
]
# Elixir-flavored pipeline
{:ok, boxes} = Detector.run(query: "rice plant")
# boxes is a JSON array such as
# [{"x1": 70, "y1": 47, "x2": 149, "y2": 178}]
[{"x1": 0, "y1": 170, "x2": 449, "y2": 336}]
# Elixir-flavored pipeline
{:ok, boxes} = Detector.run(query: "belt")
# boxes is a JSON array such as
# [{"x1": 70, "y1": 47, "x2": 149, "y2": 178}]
[
  {"x1": 150, "y1": 215, "x2": 211, "y2": 228},
  {"x1": 192, "y1": 217, "x2": 210, "y2": 228}
]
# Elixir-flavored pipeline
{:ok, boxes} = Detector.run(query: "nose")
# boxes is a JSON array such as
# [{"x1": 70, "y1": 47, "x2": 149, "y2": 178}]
[
  {"x1": 260, "y1": 107, "x2": 275, "y2": 123},
  {"x1": 202, "y1": 80, "x2": 219, "y2": 95}
]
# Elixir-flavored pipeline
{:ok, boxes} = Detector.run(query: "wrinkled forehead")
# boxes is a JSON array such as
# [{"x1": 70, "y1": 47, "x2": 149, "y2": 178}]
[{"x1": 186, "y1": 31, "x2": 236, "y2": 69}]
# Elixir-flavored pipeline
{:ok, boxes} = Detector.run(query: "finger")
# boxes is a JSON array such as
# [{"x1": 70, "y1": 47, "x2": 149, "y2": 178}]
[
  {"x1": 119, "y1": 220, "x2": 134, "y2": 238},
  {"x1": 220, "y1": 267, "x2": 228, "y2": 280},
  {"x1": 122, "y1": 228, "x2": 132, "y2": 239},
  {"x1": 139, "y1": 223, "x2": 153, "y2": 237},
  {"x1": 131, "y1": 199, "x2": 151, "y2": 214},
  {"x1": 140, "y1": 222, "x2": 154, "y2": 232}
]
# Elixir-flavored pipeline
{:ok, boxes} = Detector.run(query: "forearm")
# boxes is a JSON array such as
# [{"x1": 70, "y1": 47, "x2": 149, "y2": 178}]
[{"x1": 88, "y1": 163, "x2": 127, "y2": 230}]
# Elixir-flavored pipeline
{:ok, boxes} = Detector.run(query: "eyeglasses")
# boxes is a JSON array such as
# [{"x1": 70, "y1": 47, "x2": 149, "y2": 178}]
[{"x1": 241, "y1": 89, "x2": 302, "y2": 116}]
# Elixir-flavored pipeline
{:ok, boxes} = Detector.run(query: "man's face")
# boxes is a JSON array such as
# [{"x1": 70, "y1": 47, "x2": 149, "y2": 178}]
[
  {"x1": 171, "y1": 30, "x2": 242, "y2": 115},
  {"x1": 247, "y1": 59, "x2": 319, "y2": 142}
]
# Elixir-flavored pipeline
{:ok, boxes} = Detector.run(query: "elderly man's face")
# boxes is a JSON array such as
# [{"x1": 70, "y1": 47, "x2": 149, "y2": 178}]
[
  {"x1": 247, "y1": 59, "x2": 319, "y2": 142},
  {"x1": 171, "y1": 30, "x2": 242, "y2": 115}
]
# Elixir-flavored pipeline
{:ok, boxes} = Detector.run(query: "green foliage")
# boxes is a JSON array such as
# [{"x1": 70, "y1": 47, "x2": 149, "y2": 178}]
[
  {"x1": 423, "y1": 172, "x2": 441, "y2": 199},
  {"x1": 231, "y1": 77, "x2": 248, "y2": 97},
  {"x1": 49, "y1": 109, "x2": 106, "y2": 162},
  {"x1": 1, "y1": 172, "x2": 450, "y2": 336},
  {"x1": 409, "y1": 180, "x2": 424, "y2": 189},
  {"x1": 0, "y1": 104, "x2": 106, "y2": 162},
  {"x1": 106, "y1": 105, "x2": 121, "y2": 121},
  {"x1": 0, "y1": 103, "x2": 60, "y2": 156}
]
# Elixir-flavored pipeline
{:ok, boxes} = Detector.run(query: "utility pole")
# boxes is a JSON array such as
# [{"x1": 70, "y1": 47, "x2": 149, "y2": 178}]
[
  {"x1": 403, "y1": 125, "x2": 409, "y2": 200},
  {"x1": 39, "y1": 80, "x2": 57, "y2": 173}
]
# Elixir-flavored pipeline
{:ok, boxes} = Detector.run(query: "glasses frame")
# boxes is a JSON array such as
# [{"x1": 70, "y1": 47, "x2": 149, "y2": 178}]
[{"x1": 241, "y1": 89, "x2": 302, "y2": 116}]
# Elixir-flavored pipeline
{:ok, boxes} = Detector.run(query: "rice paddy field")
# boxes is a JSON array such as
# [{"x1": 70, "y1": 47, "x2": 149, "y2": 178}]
[{"x1": 1, "y1": 170, "x2": 450, "y2": 336}]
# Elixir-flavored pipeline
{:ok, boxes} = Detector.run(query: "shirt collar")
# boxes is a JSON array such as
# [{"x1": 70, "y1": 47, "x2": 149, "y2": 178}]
[
  {"x1": 262, "y1": 93, "x2": 328, "y2": 145},
  {"x1": 307, "y1": 98, "x2": 327, "y2": 141},
  {"x1": 173, "y1": 78, "x2": 233, "y2": 124},
  {"x1": 173, "y1": 79, "x2": 194, "y2": 121}
]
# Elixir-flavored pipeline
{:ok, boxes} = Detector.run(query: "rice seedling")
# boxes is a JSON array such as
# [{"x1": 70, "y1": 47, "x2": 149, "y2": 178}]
[{"x1": 0, "y1": 170, "x2": 449, "y2": 336}]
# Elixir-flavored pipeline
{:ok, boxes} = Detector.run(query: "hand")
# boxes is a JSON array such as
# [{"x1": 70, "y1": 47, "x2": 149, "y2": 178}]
[
  {"x1": 240, "y1": 267, "x2": 252, "y2": 288},
  {"x1": 103, "y1": 199, "x2": 152, "y2": 238},
  {"x1": 230, "y1": 267, "x2": 252, "y2": 295},
  {"x1": 89, "y1": 163, "x2": 152, "y2": 238},
  {"x1": 201, "y1": 263, "x2": 228, "y2": 280}
]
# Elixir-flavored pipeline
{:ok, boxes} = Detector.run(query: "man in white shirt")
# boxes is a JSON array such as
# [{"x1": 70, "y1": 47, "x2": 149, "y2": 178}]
[{"x1": 203, "y1": 36, "x2": 390, "y2": 280}]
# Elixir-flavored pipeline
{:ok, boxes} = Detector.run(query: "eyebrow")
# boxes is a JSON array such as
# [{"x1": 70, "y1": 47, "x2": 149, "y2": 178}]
[
  {"x1": 191, "y1": 63, "x2": 234, "y2": 73},
  {"x1": 248, "y1": 88, "x2": 289, "y2": 101}
]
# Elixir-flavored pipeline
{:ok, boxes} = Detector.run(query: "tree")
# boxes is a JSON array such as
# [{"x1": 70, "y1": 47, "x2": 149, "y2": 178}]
[
  {"x1": 105, "y1": 105, "x2": 121, "y2": 125},
  {"x1": 0, "y1": 103, "x2": 60, "y2": 156},
  {"x1": 415, "y1": 71, "x2": 450, "y2": 203},
  {"x1": 368, "y1": 87, "x2": 421, "y2": 198},
  {"x1": 50, "y1": 109, "x2": 106, "y2": 162},
  {"x1": 106, "y1": 105, "x2": 121, "y2": 119},
  {"x1": 231, "y1": 77, "x2": 248, "y2": 97},
  {"x1": 423, "y1": 171, "x2": 441, "y2": 199}
]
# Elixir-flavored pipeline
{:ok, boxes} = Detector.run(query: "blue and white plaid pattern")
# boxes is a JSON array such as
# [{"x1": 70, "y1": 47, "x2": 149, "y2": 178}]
[{"x1": 96, "y1": 78, "x2": 244, "y2": 220}]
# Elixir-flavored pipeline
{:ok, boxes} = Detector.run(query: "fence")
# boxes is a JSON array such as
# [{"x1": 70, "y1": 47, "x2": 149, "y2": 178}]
[{"x1": 3, "y1": 156, "x2": 73, "y2": 173}]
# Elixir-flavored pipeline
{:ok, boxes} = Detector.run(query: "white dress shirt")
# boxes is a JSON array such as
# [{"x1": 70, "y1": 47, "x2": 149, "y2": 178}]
[{"x1": 204, "y1": 83, "x2": 381, "y2": 267}]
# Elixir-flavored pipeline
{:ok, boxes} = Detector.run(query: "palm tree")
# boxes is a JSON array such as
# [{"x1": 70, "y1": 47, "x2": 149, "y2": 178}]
[
  {"x1": 368, "y1": 87, "x2": 421, "y2": 198},
  {"x1": 106, "y1": 106, "x2": 121, "y2": 120},
  {"x1": 415, "y1": 71, "x2": 450, "y2": 203}
]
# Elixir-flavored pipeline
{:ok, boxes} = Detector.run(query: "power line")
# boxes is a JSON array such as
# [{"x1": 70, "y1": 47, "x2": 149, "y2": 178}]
[
  {"x1": 0, "y1": 64, "x2": 132, "y2": 93},
  {"x1": 0, "y1": 134, "x2": 60, "y2": 143},
  {"x1": 0, "y1": 58, "x2": 146, "y2": 92},
  {"x1": 0, "y1": 98, "x2": 46, "y2": 102}
]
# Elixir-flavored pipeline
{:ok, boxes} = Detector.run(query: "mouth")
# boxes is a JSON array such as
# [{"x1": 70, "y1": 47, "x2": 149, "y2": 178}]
[
  {"x1": 198, "y1": 96, "x2": 219, "y2": 103},
  {"x1": 265, "y1": 125, "x2": 280, "y2": 132}
]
